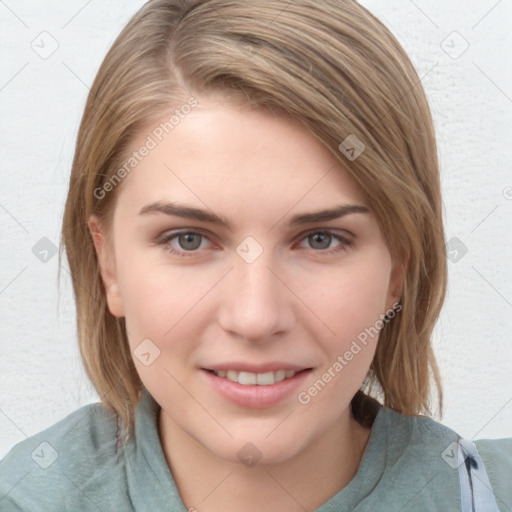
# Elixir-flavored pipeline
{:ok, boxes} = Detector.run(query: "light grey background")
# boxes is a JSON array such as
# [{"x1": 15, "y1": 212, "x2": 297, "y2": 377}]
[{"x1": 1, "y1": 0, "x2": 511, "y2": 459}]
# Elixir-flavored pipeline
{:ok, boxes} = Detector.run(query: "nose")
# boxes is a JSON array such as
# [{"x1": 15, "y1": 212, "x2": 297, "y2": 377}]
[{"x1": 217, "y1": 253, "x2": 295, "y2": 343}]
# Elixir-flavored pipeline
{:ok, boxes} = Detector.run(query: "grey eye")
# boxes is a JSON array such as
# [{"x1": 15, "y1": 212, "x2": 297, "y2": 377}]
[
  {"x1": 177, "y1": 233, "x2": 203, "y2": 250},
  {"x1": 307, "y1": 232, "x2": 332, "y2": 250}
]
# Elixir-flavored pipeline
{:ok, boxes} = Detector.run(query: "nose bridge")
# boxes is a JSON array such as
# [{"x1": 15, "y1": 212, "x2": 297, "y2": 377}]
[
  {"x1": 237, "y1": 256, "x2": 278, "y2": 306},
  {"x1": 218, "y1": 249, "x2": 293, "y2": 341}
]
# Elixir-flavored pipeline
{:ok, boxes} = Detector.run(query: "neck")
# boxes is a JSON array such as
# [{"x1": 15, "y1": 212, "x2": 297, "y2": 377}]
[{"x1": 159, "y1": 408, "x2": 372, "y2": 512}]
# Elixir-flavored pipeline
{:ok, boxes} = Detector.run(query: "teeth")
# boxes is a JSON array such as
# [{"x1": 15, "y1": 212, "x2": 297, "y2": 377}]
[
  {"x1": 227, "y1": 370, "x2": 238, "y2": 383},
  {"x1": 274, "y1": 370, "x2": 286, "y2": 382},
  {"x1": 213, "y1": 369, "x2": 300, "y2": 385},
  {"x1": 238, "y1": 371, "x2": 257, "y2": 385},
  {"x1": 257, "y1": 371, "x2": 275, "y2": 385}
]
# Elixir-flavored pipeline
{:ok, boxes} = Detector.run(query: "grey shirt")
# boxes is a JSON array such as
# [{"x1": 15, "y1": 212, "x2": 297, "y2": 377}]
[{"x1": 1, "y1": 389, "x2": 510, "y2": 511}]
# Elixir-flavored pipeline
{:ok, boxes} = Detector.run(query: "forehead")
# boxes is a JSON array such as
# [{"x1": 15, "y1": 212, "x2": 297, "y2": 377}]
[{"x1": 114, "y1": 98, "x2": 367, "y2": 224}]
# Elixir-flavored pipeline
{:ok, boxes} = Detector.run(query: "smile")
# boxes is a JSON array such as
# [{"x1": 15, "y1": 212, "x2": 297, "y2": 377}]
[
  {"x1": 202, "y1": 368, "x2": 312, "y2": 408},
  {"x1": 210, "y1": 369, "x2": 300, "y2": 386}
]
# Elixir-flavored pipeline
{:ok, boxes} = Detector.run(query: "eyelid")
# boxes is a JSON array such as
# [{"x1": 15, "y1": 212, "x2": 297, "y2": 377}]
[
  {"x1": 155, "y1": 227, "x2": 213, "y2": 243},
  {"x1": 293, "y1": 227, "x2": 354, "y2": 243},
  {"x1": 154, "y1": 229, "x2": 216, "y2": 258},
  {"x1": 155, "y1": 227, "x2": 354, "y2": 255}
]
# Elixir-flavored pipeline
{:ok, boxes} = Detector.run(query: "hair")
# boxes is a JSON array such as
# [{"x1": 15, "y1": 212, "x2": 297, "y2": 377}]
[{"x1": 61, "y1": 0, "x2": 446, "y2": 434}]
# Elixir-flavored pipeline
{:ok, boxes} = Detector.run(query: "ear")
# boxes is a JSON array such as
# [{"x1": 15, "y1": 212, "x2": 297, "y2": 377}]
[
  {"x1": 386, "y1": 251, "x2": 406, "y2": 310},
  {"x1": 88, "y1": 215, "x2": 125, "y2": 317}
]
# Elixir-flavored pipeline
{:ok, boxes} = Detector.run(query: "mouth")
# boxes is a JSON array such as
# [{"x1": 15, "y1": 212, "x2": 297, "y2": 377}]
[
  {"x1": 201, "y1": 366, "x2": 313, "y2": 408},
  {"x1": 205, "y1": 368, "x2": 310, "y2": 386}
]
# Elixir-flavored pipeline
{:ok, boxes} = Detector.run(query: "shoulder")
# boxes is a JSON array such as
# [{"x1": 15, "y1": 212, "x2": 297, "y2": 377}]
[
  {"x1": 474, "y1": 437, "x2": 512, "y2": 512},
  {"x1": 0, "y1": 401, "x2": 122, "y2": 511},
  {"x1": 379, "y1": 406, "x2": 460, "y2": 458},
  {"x1": 377, "y1": 408, "x2": 511, "y2": 510},
  {"x1": 366, "y1": 407, "x2": 462, "y2": 509}
]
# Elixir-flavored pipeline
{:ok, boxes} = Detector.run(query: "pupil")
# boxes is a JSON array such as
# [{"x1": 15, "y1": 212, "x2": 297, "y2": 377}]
[
  {"x1": 310, "y1": 233, "x2": 331, "y2": 250},
  {"x1": 179, "y1": 233, "x2": 201, "y2": 250}
]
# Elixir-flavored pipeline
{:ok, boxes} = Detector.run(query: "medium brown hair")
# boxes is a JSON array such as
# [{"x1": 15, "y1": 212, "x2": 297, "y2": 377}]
[{"x1": 61, "y1": 0, "x2": 446, "y2": 433}]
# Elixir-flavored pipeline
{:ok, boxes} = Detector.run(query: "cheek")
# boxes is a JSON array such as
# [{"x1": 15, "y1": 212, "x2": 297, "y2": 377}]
[
  {"x1": 115, "y1": 255, "x2": 212, "y2": 399},
  {"x1": 115, "y1": 250, "x2": 221, "y2": 354},
  {"x1": 293, "y1": 254, "x2": 393, "y2": 411},
  {"x1": 296, "y1": 250, "x2": 393, "y2": 343}
]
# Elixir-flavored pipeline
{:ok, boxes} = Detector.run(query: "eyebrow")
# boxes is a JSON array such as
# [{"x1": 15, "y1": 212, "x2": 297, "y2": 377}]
[
  {"x1": 288, "y1": 204, "x2": 369, "y2": 225},
  {"x1": 139, "y1": 202, "x2": 232, "y2": 228},
  {"x1": 138, "y1": 201, "x2": 369, "y2": 228}
]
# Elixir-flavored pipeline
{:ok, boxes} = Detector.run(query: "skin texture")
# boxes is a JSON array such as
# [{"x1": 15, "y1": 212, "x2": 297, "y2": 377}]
[{"x1": 89, "y1": 95, "x2": 402, "y2": 511}]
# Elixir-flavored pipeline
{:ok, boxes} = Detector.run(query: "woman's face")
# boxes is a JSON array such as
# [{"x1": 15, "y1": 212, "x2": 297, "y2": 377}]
[{"x1": 90, "y1": 95, "x2": 401, "y2": 465}]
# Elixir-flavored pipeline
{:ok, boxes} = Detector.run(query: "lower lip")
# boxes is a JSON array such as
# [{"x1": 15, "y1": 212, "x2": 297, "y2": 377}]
[{"x1": 201, "y1": 369, "x2": 312, "y2": 409}]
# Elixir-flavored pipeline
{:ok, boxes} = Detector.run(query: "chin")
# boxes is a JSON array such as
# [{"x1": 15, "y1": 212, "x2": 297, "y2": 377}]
[
  {"x1": 193, "y1": 419, "x2": 314, "y2": 468},
  {"x1": 215, "y1": 437, "x2": 304, "y2": 468}
]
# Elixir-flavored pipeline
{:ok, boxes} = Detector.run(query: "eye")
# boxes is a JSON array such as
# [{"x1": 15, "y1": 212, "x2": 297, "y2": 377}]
[
  {"x1": 298, "y1": 230, "x2": 352, "y2": 253},
  {"x1": 155, "y1": 230, "x2": 212, "y2": 256},
  {"x1": 306, "y1": 232, "x2": 333, "y2": 250},
  {"x1": 175, "y1": 232, "x2": 203, "y2": 251}
]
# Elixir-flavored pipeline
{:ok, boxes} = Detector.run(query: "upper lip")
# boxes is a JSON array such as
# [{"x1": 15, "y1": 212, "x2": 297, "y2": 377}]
[{"x1": 203, "y1": 362, "x2": 312, "y2": 373}]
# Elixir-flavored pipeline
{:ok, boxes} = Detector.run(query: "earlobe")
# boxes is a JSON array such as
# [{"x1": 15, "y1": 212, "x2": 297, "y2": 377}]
[
  {"x1": 105, "y1": 283, "x2": 125, "y2": 318},
  {"x1": 88, "y1": 215, "x2": 125, "y2": 318},
  {"x1": 387, "y1": 255, "x2": 406, "y2": 310}
]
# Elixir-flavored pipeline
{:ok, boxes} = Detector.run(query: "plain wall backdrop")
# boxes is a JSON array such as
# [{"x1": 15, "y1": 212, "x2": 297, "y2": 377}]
[{"x1": 1, "y1": 0, "x2": 511, "y2": 459}]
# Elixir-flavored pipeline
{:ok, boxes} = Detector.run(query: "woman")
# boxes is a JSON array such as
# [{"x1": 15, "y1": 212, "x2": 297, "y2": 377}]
[{"x1": 1, "y1": 0, "x2": 510, "y2": 510}]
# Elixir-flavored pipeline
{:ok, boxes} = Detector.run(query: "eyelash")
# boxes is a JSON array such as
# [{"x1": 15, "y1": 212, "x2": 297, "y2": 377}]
[{"x1": 154, "y1": 229, "x2": 353, "y2": 257}]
